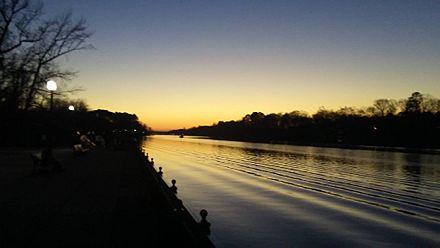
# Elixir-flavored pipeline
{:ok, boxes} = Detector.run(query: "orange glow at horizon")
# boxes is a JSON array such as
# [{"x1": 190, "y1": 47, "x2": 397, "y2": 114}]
[
  {"x1": 81, "y1": 63, "x2": 438, "y2": 131},
  {"x1": 52, "y1": 1, "x2": 440, "y2": 131}
]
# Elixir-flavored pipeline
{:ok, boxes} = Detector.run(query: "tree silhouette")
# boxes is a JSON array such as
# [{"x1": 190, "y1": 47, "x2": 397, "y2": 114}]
[
  {"x1": 373, "y1": 99, "x2": 397, "y2": 116},
  {"x1": 404, "y1": 92, "x2": 423, "y2": 113},
  {"x1": 421, "y1": 94, "x2": 440, "y2": 113},
  {"x1": 0, "y1": 0, "x2": 93, "y2": 111}
]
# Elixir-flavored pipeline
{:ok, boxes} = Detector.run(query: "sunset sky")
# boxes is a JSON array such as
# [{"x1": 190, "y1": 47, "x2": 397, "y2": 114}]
[{"x1": 42, "y1": 0, "x2": 440, "y2": 131}]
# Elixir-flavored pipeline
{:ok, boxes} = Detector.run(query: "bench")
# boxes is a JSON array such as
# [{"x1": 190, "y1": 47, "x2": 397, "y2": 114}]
[
  {"x1": 30, "y1": 153, "x2": 51, "y2": 174},
  {"x1": 73, "y1": 144, "x2": 89, "y2": 155},
  {"x1": 31, "y1": 150, "x2": 64, "y2": 174}
]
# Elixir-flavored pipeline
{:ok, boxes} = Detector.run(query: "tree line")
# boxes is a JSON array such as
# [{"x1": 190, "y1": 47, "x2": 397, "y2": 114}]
[
  {"x1": 0, "y1": 108, "x2": 149, "y2": 146},
  {"x1": 176, "y1": 92, "x2": 440, "y2": 149}
]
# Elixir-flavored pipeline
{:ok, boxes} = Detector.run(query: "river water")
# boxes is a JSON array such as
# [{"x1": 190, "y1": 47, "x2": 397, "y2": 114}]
[{"x1": 143, "y1": 135, "x2": 440, "y2": 247}]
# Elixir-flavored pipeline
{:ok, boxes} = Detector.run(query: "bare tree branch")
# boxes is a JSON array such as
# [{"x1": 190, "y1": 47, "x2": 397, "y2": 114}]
[{"x1": 0, "y1": 0, "x2": 93, "y2": 111}]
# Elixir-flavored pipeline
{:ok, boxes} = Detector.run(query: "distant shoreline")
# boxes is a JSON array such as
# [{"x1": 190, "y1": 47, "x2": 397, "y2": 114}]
[{"x1": 165, "y1": 134, "x2": 440, "y2": 155}]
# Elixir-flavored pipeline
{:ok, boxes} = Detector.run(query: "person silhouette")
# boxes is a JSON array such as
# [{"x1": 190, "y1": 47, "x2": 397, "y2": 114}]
[
  {"x1": 79, "y1": 132, "x2": 96, "y2": 149},
  {"x1": 95, "y1": 134, "x2": 106, "y2": 149},
  {"x1": 199, "y1": 209, "x2": 211, "y2": 235},
  {"x1": 158, "y1": 167, "x2": 163, "y2": 177},
  {"x1": 41, "y1": 146, "x2": 64, "y2": 172},
  {"x1": 170, "y1": 179, "x2": 177, "y2": 194}
]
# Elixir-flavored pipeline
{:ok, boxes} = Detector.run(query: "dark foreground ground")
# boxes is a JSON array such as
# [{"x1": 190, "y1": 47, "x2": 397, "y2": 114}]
[{"x1": 0, "y1": 148, "x2": 210, "y2": 247}]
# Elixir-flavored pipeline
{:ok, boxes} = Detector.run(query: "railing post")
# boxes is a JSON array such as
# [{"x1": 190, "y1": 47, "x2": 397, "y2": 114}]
[
  {"x1": 199, "y1": 209, "x2": 211, "y2": 236},
  {"x1": 170, "y1": 179, "x2": 178, "y2": 194}
]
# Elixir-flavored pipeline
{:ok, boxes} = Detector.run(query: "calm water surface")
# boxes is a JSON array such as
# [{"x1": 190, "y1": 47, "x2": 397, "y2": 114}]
[{"x1": 143, "y1": 135, "x2": 440, "y2": 247}]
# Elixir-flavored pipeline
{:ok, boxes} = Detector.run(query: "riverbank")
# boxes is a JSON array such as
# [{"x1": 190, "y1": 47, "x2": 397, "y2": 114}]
[{"x1": 0, "y1": 147, "x2": 213, "y2": 247}]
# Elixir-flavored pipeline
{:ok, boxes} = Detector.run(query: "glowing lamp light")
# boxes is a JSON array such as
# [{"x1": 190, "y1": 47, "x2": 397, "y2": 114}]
[
  {"x1": 46, "y1": 80, "x2": 57, "y2": 111},
  {"x1": 68, "y1": 105, "x2": 75, "y2": 111},
  {"x1": 46, "y1": 80, "x2": 57, "y2": 91}
]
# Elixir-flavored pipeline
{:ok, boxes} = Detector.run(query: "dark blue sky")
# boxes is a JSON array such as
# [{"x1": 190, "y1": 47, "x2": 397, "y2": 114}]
[{"x1": 42, "y1": 0, "x2": 440, "y2": 130}]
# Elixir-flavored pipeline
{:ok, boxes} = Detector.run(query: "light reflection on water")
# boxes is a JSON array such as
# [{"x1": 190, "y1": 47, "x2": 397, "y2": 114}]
[{"x1": 143, "y1": 135, "x2": 440, "y2": 247}]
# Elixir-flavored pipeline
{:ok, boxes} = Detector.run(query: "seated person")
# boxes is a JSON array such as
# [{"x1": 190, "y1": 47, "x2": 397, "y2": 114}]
[
  {"x1": 95, "y1": 134, "x2": 106, "y2": 149},
  {"x1": 79, "y1": 132, "x2": 96, "y2": 149},
  {"x1": 41, "y1": 147, "x2": 64, "y2": 172}
]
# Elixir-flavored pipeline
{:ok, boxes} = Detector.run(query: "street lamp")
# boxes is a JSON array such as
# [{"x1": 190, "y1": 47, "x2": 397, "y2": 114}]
[
  {"x1": 68, "y1": 105, "x2": 75, "y2": 111},
  {"x1": 46, "y1": 80, "x2": 57, "y2": 111}
]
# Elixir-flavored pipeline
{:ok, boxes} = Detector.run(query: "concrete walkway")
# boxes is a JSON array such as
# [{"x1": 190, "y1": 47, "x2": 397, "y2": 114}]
[{"x1": 0, "y1": 148, "x2": 203, "y2": 247}]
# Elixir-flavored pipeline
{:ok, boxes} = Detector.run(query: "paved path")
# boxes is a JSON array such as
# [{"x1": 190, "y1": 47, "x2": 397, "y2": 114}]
[{"x1": 0, "y1": 148, "x2": 201, "y2": 247}]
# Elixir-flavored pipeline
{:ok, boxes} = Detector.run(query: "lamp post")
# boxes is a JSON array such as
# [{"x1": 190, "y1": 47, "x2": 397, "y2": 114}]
[{"x1": 46, "y1": 80, "x2": 57, "y2": 111}]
